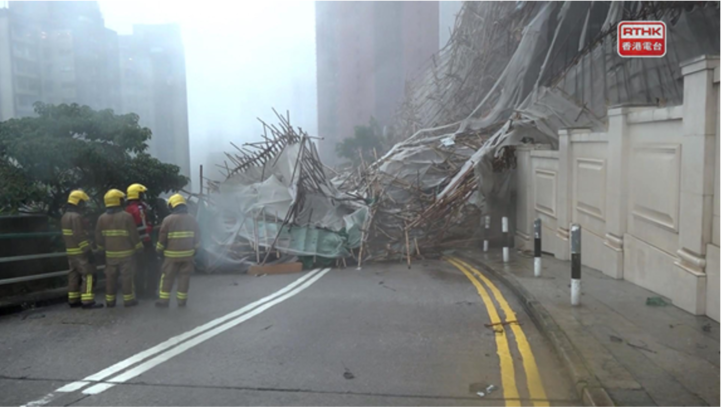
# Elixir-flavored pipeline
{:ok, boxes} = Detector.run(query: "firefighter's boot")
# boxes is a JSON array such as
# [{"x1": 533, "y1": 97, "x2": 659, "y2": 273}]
[{"x1": 82, "y1": 302, "x2": 104, "y2": 309}]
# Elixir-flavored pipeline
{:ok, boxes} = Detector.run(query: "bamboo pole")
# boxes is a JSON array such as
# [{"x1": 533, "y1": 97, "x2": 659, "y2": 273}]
[
  {"x1": 405, "y1": 223, "x2": 411, "y2": 269},
  {"x1": 252, "y1": 214, "x2": 260, "y2": 264}
]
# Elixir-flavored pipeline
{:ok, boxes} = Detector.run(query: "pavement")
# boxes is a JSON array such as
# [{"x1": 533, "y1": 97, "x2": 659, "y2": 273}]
[
  {"x1": 0, "y1": 260, "x2": 580, "y2": 406},
  {"x1": 460, "y1": 248, "x2": 720, "y2": 406}
]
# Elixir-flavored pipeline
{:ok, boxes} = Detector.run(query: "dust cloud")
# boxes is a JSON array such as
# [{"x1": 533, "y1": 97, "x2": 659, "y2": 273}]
[{"x1": 98, "y1": 1, "x2": 318, "y2": 190}]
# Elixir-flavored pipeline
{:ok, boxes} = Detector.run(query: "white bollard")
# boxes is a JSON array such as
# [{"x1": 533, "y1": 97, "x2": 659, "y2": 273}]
[
  {"x1": 502, "y1": 216, "x2": 509, "y2": 263},
  {"x1": 483, "y1": 215, "x2": 490, "y2": 252},
  {"x1": 571, "y1": 224, "x2": 582, "y2": 306},
  {"x1": 533, "y1": 218, "x2": 542, "y2": 277}
]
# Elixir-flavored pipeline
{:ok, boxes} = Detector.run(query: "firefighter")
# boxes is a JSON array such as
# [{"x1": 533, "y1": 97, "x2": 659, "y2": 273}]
[
  {"x1": 95, "y1": 189, "x2": 142, "y2": 308},
  {"x1": 61, "y1": 190, "x2": 102, "y2": 309},
  {"x1": 155, "y1": 194, "x2": 200, "y2": 308},
  {"x1": 125, "y1": 183, "x2": 157, "y2": 298}
]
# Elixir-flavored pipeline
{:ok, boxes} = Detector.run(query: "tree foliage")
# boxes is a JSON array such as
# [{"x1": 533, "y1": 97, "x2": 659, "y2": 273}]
[
  {"x1": 0, "y1": 102, "x2": 188, "y2": 219},
  {"x1": 335, "y1": 117, "x2": 385, "y2": 166}
]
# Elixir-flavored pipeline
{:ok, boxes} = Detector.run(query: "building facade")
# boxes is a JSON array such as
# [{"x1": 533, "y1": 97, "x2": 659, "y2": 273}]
[
  {"x1": 315, "y1": 1, "x2": 439, "y2": 165},
  {"x1": 0, "y1": 2, "x2": 119, "y2": 120},
  {"x1": 439, "y1": 1, "x2": 463, "y2": 49},
  {"x1": 118, "y1": 24, "x2": 191, "y2": 181},
  {"x1": 0, "y1": 2, "x2": 190, "y2": 182}
]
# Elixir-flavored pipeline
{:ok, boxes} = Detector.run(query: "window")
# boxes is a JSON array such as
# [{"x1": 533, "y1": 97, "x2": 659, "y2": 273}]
[
  {"x1": 17, "y1": 95, "x2": 36, "y2": 107},
  {"x1": 14, "y1": 60, "x2": 37, "y2": 74}
]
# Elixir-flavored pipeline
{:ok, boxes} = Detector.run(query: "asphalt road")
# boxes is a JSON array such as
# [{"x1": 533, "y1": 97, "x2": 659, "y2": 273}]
[{"x1": 1, "y1": 257, "x2": 579, "y2": 406}]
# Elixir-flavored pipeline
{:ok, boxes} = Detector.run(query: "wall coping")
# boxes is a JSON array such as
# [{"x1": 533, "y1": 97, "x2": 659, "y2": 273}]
[
  {"x1": 570, "y1": 132, "x2": 608, "y2": 143},
  {"x1": 608, "y1": 105, "x2": 656, "y2": 117},
  {"x1": 558, "y1": 128, "x2": 592, "y2": 136},
  {"x1": 680, "y1": 55, "x2": 720, "y2": 76},
  {"x1": 627, "y1": 105, "x2": 684, "y2": 124},
  {"x1": 530, "y1": 150, "x2": 559, "y2": 159},
  {"x1": 516, "y1": 143, "x2": 552, "y2": 152}
]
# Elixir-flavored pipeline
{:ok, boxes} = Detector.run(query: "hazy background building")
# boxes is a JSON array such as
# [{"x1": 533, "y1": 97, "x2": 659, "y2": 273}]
[
  {"x1": 439, "y1": 1, "x2": 464, "y2": 48},
  {"x1": 0, "y1": 1, "x2": 120, "y2": 119},
  {"x1": 0, "y1": 1, "x2": 190, "y2": 183},
  {"x1": 118, "y1": 24, "x2": 191, "y2": 181},
  {"x1": 315, "y1": 1, "x2": 439, "y2": 165}
]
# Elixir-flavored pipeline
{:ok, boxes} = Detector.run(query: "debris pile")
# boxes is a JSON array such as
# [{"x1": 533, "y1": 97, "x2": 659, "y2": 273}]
[
  {"x1": 331, "y1": 125, "x2": 504, "y2": 264},
  {"x1": 197, "y1": 110, "x2": 367, "y2": 273},
  {"x1": 197, "y1": 2, "x2": 719, "y2": 272}
]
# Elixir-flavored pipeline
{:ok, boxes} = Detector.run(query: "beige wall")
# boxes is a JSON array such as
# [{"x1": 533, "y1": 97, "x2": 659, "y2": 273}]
[{"x1": 515, "y1": 55, "x2": 720, "y2": 320}]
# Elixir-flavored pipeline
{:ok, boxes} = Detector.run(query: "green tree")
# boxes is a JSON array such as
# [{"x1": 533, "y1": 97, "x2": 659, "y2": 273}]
[
  {"x1": 335, "y1": 117, "x2": 385, "y2": 166},
  {"x1": 0, "y1": 102, "x2": 188, "y2": 219}
]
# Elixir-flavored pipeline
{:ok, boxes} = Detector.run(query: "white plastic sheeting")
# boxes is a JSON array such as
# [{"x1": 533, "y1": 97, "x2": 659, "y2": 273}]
[
  {"x1": 198, "y1": 142, "x2": 367, "y2": 272},
  {"x1": 413, "y1": 2, "x2": 721, "y2": 204}
]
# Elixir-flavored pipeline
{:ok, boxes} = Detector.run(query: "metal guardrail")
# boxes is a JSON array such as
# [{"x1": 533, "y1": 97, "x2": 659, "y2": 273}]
[
  {"x1": 0, "y1": 265, "x2": 107, "y2": 286},
  {"x1": 0, "y1": 226, "x2": 160, "y2": 287},
  {"x1": 0, "y1": 270, "x2": 69, "y2": 286},
  {"x1": 0, "y1": 252, "x2": 67, "y2": 264},
  {"x1": 0, "y1": 231, "x2": 63, "y2": 240}
]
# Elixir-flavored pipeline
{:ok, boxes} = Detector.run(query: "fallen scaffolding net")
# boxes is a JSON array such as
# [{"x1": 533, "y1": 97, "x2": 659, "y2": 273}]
[
  {"x1": 197, "y1": 1, "x2": 719, "y2": 272},
  {"x1": 197, "y1": 111, "x2": 367, "y2": 273}
]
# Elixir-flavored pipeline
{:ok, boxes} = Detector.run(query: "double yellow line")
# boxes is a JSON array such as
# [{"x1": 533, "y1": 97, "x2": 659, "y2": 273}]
[{"x1": 445, "y1": 256, "x2": 548, "y2": 407}]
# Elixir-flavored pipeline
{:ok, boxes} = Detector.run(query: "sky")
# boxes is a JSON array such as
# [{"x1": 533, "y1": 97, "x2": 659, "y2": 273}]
[{"x1": 98, "y1": 1, "x2": 318, "y2": 187}]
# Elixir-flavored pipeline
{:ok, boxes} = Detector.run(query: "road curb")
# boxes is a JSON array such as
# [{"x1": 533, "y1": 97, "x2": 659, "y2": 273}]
[
  {"x1": 457, "y1": 252, "x2": 615, "y2": 407},
  {"x1": 0, "y1": 275, "x2": 112, "y2": 316},
  {"x1": 0, "y1": 287, "x2": 68, "y2": 316}
]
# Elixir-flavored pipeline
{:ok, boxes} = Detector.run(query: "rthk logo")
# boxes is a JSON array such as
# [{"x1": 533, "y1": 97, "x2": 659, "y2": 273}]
[{"x1": 617, "y1": 21, "x2": 666, "y2": 58}]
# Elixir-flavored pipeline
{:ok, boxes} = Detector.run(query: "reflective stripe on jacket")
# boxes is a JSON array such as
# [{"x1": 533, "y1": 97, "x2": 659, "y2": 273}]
[
  {"x1": 95, "y1": 209, "x2": 142, "y2": 263},
  {"x1": 156, "y1": 211, "x2": 200, "y2": 261},
  {"x1": 61, "y1": 210, "x2": 90, "y2": 256}
]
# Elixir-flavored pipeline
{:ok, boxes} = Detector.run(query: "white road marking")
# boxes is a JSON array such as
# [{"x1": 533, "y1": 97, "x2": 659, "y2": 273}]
[
  {"x1": 22, "y1": 392, "x2": 56, "y2": 407},
  {"x1": 83, "y1": 268, "x2": 330, "y2": 395},
  {"x1": 21, "y1": 268, "x2": 326, "y2": 406}
]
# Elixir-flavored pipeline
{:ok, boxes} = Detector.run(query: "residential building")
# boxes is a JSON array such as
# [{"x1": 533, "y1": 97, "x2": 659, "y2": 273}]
[
  {"x1": 315, "y1": 1, "x2": 439, "y2": 165},
  {"x1": 0, "y1": 1, "x2": 119, "y2": 121},
  {"x1": 0, "y1": 2, "x2": 190, "y2": 182},
  {"x1": 118, "y1": 24, "x2": 191, "y2": 181}
]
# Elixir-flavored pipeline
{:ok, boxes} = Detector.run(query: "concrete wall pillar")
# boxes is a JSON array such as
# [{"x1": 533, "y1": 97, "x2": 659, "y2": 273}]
[
  {"x1": 602, "y1": 107, "x2": 632, "y2": 279},
  {"x1": 676, "y1": 56, "x2": 719, "y2": 273},
  {"x1": 675, "y1": 55, "x2": 719, "y2": 314},
  {"x1": 555, "y1": 130, "x2": 573, "y2": 260},
  {"x1": 514, "y1": 145, "x2": 534, "y2": 252}
]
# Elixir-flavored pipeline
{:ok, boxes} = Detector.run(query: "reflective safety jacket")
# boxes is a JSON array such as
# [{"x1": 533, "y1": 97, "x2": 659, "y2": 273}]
[
  {"x1": 156, "y1": 210, "x2": 201, "y2": 262},
  {"x1": 125, "y1": 200, "x2": 153, "y2": 243},
  {"x1": 95, "y1": 208, "x2": 142, "y2": 264},
  {"x1": 61, "y1": 208, "x2": 91, "y2": 257}
]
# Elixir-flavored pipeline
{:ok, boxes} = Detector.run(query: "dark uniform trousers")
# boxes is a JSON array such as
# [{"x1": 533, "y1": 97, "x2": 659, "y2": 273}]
[
  {"x1": 68, "y1": 255, "x2": 96, "y2": 305},
  {"x1": 105, "y1": 257, "x2": 135, "y2": 306},
  {"x1": 158, "y1": 259, "x2": 194, "y2": 305},
  {"x1": 134, "y1": 244, "x2": 159, "y2": 298},
  {"x1": 62, "y1": 209, "x2": 96, "y2": 306}
]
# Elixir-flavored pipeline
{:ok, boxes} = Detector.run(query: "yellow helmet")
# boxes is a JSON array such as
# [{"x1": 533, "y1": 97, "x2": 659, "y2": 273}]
[
  {"x1": 168, "y1": 193, "x2": 187, "y2": 209},
  {"x1": 104, "y1": 189, "x2": 126, "y2": 208},
  {"x1": 127, "y1": 183, "x2": 148, "y2": 200},
  {"x1": 67, "y1": 190, "x2": 90, "y2": 206}
]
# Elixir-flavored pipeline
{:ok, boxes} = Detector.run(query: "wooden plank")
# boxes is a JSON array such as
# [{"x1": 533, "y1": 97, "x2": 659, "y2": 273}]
[{"x1": 249, "y1": 262, "x2": 303, "y2": 276}]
